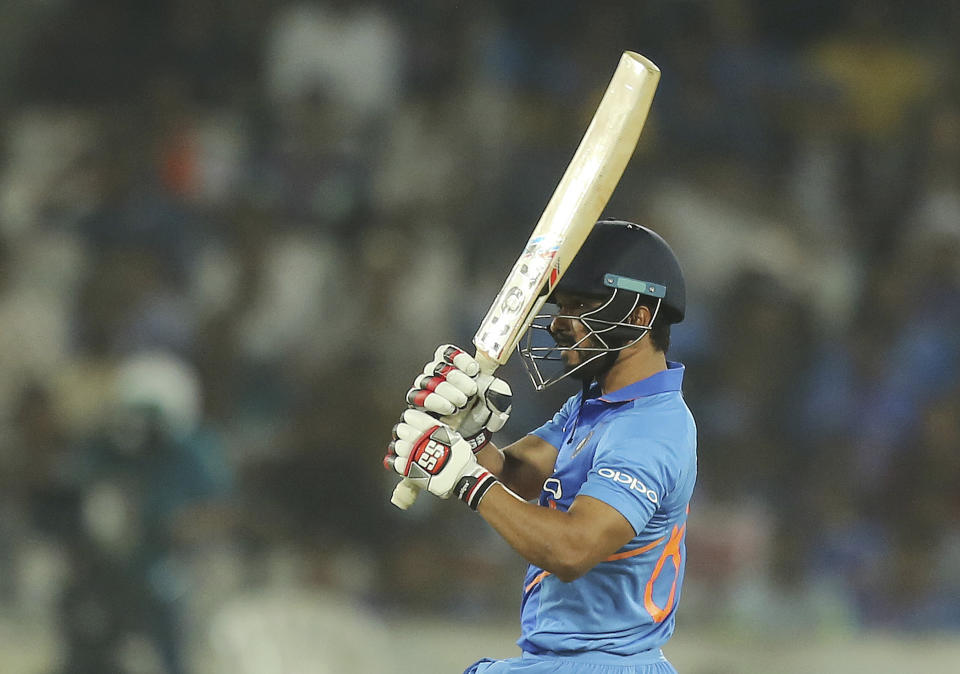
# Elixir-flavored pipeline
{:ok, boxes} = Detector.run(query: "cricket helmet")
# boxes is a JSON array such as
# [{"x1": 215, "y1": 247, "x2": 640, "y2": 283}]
[
  {"x1": 553, "y1": 219, "x2": 685, "y2": 322},
  {"x1": 518, "y1": 219, "x2": 685, "y2": 389}
]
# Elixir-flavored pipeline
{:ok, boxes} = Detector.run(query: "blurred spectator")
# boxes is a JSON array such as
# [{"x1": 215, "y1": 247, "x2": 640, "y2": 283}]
[
  {"x1": 58, "y1": 352, "x2": 232, "y2": 673},
  {"x1": 264, "y1": 1, "x2": 402, "y2": 126}
]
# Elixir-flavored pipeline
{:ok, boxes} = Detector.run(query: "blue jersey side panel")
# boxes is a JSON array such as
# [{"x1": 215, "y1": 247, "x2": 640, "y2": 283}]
[{"x1": 518, "y1": 363, "x2": 697, "y2": 657}]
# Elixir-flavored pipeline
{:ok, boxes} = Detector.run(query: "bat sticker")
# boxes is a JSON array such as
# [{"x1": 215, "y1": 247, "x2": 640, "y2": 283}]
[
  {"x1": 475, "y1": 236, "x2": 561, "y2": 361},
  {"x1": 548, "y1": 258, "x2": 561, "y2": 292}
]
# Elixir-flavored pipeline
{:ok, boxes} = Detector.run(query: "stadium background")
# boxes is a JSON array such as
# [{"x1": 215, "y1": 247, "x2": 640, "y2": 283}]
[{"x1": 0, "y1": 1, "x2": 958, "y2": 672}]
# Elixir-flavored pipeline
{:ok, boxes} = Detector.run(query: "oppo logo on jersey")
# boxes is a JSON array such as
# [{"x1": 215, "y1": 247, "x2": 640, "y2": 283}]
[{"x1": 597, "y1": 468, "x2": 659, "y2": 503}]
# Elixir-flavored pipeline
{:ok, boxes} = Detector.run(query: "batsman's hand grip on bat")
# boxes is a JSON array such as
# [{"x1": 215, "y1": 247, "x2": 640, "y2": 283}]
[
  {"x1": 390, "y1": 345, "x2": 511, "y2": 509},
  {"x1": 406, "y1": 345, "x2": 513, "y2": 451},
  {"x1": 387, "y1": 410, "x2": 499, "y2": 510}
]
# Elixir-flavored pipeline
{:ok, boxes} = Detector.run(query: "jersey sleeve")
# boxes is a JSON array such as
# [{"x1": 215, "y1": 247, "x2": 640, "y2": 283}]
[
  {"x1": 528, "y1": 393, "x2": 579, "y2": 450},
  {"x1": 577, "y1": 419, "x2": 680, "y2": 535}
]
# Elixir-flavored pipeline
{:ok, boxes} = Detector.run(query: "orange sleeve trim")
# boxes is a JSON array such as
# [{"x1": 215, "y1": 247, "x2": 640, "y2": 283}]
[
  {"x1": 522, "y1": 536, "x2": 667, "y2": 594},
  {"x1": 604, "y1": 536, "x2": 665, "y2": 562},
  {"x1": 524, "y1": 570, "x2": 551, "y2": 594}
]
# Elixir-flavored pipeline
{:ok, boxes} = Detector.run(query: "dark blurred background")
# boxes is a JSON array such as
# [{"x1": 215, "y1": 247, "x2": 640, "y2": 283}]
[{"x1": 0, "y1": 0, "x2": 958, "y2": 672}]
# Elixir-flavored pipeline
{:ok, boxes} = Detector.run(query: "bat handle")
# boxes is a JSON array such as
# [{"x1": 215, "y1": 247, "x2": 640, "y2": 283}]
[
  {"x1": 390, "y1": 351, "x2": 500, "y2": 510},
  {"x1": 391, "y1": 479, "x2": 420, "y2": 510}
]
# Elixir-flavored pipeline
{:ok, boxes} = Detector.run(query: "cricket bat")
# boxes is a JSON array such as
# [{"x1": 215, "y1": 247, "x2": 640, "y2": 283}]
[{"x1": 391, "y1": 51, "x2": 661, "y2": 509}]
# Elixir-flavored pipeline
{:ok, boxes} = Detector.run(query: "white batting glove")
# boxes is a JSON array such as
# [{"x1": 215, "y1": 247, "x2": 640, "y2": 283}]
[
  {"x1": 386, "y1": 409, "x2": 499, "y2": 510},
  {"x1": 406, "y1": 345, "x2": 513, "y2": 452}
]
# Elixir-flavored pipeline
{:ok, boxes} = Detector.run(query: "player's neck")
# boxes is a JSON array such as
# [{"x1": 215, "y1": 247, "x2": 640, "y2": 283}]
[{"x1": 598, "y1": 345, "x2": 666, "y2": 395}]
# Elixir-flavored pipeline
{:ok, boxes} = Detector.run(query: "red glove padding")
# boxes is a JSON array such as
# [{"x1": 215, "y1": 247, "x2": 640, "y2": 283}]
[
  {"x1": 384, "y1": 409, "x2": 498, "y2": 509},
  {"x1": 405, "y1": 345, "x2": 512, "y2": 453}
]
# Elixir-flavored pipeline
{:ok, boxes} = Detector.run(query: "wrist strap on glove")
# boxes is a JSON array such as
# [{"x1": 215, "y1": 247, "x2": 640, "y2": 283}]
[
  {"x1": 454, "y1": 468, "x2": 499, "y2": 511},
  {"x1": 463, "y1": 429, "x2": 492, "y2": 453}
]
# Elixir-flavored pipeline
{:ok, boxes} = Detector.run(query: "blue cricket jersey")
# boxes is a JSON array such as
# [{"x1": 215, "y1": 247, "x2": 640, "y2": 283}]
[{"x1": 521, "y1": 361, "x2": 697, "y2": 656}]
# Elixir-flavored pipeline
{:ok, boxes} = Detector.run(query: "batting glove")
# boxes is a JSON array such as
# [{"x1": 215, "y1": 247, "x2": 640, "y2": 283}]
[
  {"x1": 406, "y1": 345, "x2": 513, "y2": 452},
  {"x1": 385, "y1": 409, "x2": 499, "y2": 510}
]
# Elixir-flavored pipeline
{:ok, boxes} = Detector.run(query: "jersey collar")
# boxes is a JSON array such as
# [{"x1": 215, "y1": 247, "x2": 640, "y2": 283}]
[{"x1": 593, "y1": 361, "x2": 685, "y2": 403}]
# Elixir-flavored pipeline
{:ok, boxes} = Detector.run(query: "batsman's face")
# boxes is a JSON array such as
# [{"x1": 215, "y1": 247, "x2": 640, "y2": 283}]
[{"x1": 549, "y1": 292, "x2": 605, "y2": 367}]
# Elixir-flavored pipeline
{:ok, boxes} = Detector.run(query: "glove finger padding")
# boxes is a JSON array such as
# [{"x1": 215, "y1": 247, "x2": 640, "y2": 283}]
[
  {"x1": 392, "y1": 410, "x2": 432, "y2": 456},
  {"x1": 407, "y1": 361, "x2": 478, "y2": 416},
  {"x1": 431, "y1": 346, "x2": 513, "y2": 434},
  {"x1": 383, "y1": 442, "x2": 398, "y2": 471},
  {"x1": 454, "y1": 373, "x2": 512, "y2": 442},
  {"x1": 401, "y1": 344, "x2": 512, "y2": 455},
  {"x1": 406, "y1": 390, "x2": 456, "y2": 416},
  {"x1": 477, "y1": 374, "x2": 512, "y2": 433},
  {"x1": 407, "y1": 377, "x2": 471, "y2": 410},
  {"x1": 419, "y1": 365, "x2": 478, "y2": 397},
  {"x1": 404, "y1": 408, "x2": 447, "y2": 432},
  {"x1": 434, "y1": 344, "x2": 480, "y2": 377}
]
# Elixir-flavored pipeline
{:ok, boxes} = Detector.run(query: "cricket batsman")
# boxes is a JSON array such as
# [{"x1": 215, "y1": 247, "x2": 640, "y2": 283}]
[{"x1": 385, "y1": 220, "x2": 696, "y2": 673}]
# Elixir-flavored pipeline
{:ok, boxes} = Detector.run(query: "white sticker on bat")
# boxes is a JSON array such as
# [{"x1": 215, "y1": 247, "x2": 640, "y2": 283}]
[{"x1": 475, "y1": 234, "x2": 563, "y2": 361}]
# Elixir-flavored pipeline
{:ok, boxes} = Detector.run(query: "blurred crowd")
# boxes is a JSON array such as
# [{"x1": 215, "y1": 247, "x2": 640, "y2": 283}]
[{"x1": 0, "y1": 0, "x2": 958, "y2": 671}]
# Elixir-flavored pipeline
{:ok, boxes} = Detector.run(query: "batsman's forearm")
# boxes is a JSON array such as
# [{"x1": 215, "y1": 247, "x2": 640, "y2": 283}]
[
  {"x1": 476, "y1": 434, "x2": 558, "y2": 500},
  {"x1": 476, "y1": 444, "x2": 548, "y2": 501},
  {"x1": 475, "y1": 484, "x2": 591, "y2": 582},
  {"x1": 475, "y1": 443, "x2": 505, "y2": 477}
]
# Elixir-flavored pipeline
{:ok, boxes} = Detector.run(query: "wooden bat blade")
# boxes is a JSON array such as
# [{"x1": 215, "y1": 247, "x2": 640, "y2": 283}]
[{"x1": 473, "y1": 52, "x2": 660, "y2": 365}]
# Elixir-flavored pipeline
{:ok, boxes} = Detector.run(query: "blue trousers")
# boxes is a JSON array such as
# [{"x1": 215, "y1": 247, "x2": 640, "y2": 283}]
[{"x1": 464, "y1": 650, "x2": 677, "y2": 673}]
